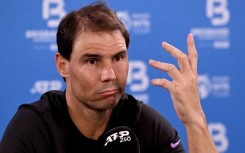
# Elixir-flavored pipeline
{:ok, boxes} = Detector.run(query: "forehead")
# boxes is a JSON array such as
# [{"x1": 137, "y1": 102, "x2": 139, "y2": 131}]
[{"x1": 73, "y1": 30, "x2": 126, "y2": 53}]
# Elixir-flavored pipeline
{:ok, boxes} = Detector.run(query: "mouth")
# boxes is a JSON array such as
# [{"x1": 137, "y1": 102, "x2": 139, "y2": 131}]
[{"x1": 98, "y1": 88, "x2": 118, "y2": 97}]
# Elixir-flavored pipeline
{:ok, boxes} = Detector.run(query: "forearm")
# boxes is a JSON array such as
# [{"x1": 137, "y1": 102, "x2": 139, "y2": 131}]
[{"x1": 184, "y1": 112, "x2": 218, "y2": 153}]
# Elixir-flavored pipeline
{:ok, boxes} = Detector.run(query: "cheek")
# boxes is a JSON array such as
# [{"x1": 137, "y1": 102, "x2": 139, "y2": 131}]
[
  {"x1": 71, "y1": 71, "x2": 101, "y2": 102},
  {"x1": 78, "y1": 70, "x2": 98, "y2": 90},
  {"x1": 115, "y1": 62, "x2": 129, "y2": 81},
  {"x1": 69, "y1": 66, "x2": 98, "y2": 92}
]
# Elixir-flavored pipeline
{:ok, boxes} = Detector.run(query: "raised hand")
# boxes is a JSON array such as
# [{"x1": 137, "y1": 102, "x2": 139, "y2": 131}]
[
  {"x1": 149, "y1": 33, "x2": 218, "y2": 153},
  {"x1": 149, "y1": 33, "x2": 203, "y2": 124}
]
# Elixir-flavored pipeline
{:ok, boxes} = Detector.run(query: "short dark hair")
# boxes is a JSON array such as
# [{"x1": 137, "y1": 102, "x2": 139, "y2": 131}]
[{"x1": 56, "y1": 1, "x2": 130, "y2": 61}]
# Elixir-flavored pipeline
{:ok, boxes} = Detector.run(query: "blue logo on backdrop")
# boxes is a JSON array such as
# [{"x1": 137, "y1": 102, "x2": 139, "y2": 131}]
[
  {"x1": 198, "y1": 74, "x2": 230, "y2": 100},
  {"x1": 191, "y1": 0, "x2": 230, "y2": 50},
  {"x1": 25, "y1": 0, "x2": 66, "y2": 52},
  {"x1": 127, "y1": 60, "x2": 150, "y2": 104},
  {"x1": 209, "y1": 122, "x2": 229, "y2": 153},
  {"x1": 42, "y1": 0, "x2": 66, "y2": 28},
  {"x1": 117, "y1": 11, "x2": 151, "y2": 34},
  {"x1": 30, "y1": 80, "x2": 63, "y2": 95}
]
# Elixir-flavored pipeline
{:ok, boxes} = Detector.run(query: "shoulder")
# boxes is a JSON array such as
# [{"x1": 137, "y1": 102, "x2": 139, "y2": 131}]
[
  {"x1": 19, "y1": 90, "x2": 67, "y2": 121},
  {"x1": 8, "y1": 90, "x2": 66, "y2": 133},
  {"x1": 1, "y1": 90, "x2": 68, "y2": 153},
  {"x1": 19, "y1": 90, "x2": 68, "y2": 138},
  {"x1": 20, "y1": 90, "x2": 65, "y2": 112},
  {"x1": 1, "y1": 99, "x2": 52, "y2": 152}
]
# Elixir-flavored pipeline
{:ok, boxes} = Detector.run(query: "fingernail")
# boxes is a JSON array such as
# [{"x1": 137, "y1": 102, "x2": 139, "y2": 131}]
[
  {"x1": 149, "y1": 59, "x2": 156, "y2": 64},
  {"x1": 189, "y1": 33, "x2": 194, "y2": 41},
  {"x1": 162, "y1": 42, "x2": 170, "y2": 47}
]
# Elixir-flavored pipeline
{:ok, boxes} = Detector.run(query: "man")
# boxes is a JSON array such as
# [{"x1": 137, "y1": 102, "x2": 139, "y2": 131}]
[{"x1": 0, "y1": 2, "x2": 218, "y2": 153}]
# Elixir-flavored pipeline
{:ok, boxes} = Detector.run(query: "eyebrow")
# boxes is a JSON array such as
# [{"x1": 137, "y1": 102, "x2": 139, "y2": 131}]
[
  {"x1": 82, "y1": 53, "x2": 101, "y2": 58},
  {"x1": 81, "y1": 50, "x2": 127, "y2": 58}
]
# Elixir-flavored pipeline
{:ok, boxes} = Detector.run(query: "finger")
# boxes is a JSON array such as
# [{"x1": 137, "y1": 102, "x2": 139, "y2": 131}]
[
  {"x1": 151, "y1": 78, "x2": 175, "y2": 92},
  {"x1": 162, "y1": 42, "x2": 191, "y2": 76},
  {"x1": 149, "y1": 59, "x2": 182, "y2": 81},
  {"x1": 187, "y1": 33, "x2": 198, "y2": 77}
]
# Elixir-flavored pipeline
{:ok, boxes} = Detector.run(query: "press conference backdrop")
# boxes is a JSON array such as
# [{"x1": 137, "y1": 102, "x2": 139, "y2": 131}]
[{"x1": 0, "y1": 0, "x2": 244, "y2": 152}]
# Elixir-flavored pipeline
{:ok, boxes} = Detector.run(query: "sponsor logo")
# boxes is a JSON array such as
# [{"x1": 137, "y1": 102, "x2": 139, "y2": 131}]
[
  {"x1": 209, "y1": 122, "x2": 229, "y2": 152},
  {"x1": 117, "y1": 11, "x2": 151, "y2": 34},
  {"x1": 30, "y1": 80, "x2": 63, "y2": 94},
  {"x1": 127, "y1": 60, "x2": 150, "y2": 104},
  {"x1": 25, "y1": 0, "x2": 66, "y2": 52},
  {"x1": 191, "y1": 0, "x2": 230, "y2": 50},
  {"x1": 104, "y1": 130, "x2": 131, "y2": 146},
  {"x1": 42, "y1": 0, "x2": 66, "y2": 28},
  {"x1": 170, "y1": 139, "x2": 181, "y2": 148},
  {"x1": 198, "y1": 74, "x2": 230, "y2": 99},
  {"x1": 206, "y1": 0, "x2": 230, "y2": 26}
]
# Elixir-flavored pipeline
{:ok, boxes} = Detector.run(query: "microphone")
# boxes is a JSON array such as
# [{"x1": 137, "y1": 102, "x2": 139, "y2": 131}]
[{"x1": 99, "y1": 126, "x2": 140, "y2": 153}]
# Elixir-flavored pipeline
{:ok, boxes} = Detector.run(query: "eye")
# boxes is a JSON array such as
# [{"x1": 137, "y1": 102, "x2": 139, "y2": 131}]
[
  {"x1": 86, "y1": 58, "x2": 97, "y2": 65},
  {"x1": 114, "y1": 54, "x2": 124, "y2": 62}
]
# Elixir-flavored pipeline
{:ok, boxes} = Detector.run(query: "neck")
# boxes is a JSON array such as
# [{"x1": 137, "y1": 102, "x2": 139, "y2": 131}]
[{"x1": 71, "y1": 107, "x2": 112, "y2": 140}]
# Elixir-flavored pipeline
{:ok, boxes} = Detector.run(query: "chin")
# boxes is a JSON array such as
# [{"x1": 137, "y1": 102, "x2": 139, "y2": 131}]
[
  {"x1": 106, "y1": 97, "x2": 120, "y2": 107},
  {"x1": 100, "y1": 97, "x2": 119, "y2": 111}
]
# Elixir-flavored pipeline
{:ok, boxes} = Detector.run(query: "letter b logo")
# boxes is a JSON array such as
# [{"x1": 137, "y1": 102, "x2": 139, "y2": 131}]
[
  {"x1": 206, "y1": 0, "x2": 230, "y2": 26},
  {"x1": 42, "y1": 0, "x2": 66, "y2": 28},
  {"x1": 127, "y1": 60, "x2": 149, "y2": 92}
]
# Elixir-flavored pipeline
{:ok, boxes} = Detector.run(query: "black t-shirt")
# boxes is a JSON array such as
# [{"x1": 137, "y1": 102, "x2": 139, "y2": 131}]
[{"x1": 0, "y1": 90, "x2": 185, "y2": 153}]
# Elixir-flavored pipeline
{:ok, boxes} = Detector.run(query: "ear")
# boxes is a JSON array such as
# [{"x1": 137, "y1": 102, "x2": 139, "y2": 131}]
[{"x1": 55, "y1": 53, "x2": 69, "y2": 79}]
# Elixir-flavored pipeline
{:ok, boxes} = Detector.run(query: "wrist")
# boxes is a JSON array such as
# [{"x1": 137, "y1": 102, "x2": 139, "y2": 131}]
[{"x1": 184, "y1": 110, "x2": 208, "y2": 132}]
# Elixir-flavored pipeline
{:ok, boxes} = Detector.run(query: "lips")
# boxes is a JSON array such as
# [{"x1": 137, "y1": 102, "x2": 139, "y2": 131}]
[{"x1": 98, "y1": 88, "x2": 118, "y2": 96}]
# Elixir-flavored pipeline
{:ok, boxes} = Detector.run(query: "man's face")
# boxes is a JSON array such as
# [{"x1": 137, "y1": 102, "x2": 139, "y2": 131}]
[{"x1": 65, "y1": 30, "x2": 128, "y2": 111}]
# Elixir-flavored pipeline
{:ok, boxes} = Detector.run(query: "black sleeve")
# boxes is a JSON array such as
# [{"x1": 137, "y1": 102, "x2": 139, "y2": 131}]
[
  {"x1": 136, "y1": 103, "x2": 185, "y2": 153},
  {"x1": 0, "y1": 107, "x2": 51, "y2": 153}
]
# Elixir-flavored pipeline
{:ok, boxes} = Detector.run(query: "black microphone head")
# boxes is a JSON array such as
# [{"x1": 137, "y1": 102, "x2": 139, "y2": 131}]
[{"x1": 99, "y1": 126, "x2": 140, "y2": 153}]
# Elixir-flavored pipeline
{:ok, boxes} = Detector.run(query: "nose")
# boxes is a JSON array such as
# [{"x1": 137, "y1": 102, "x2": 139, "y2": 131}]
[{"x1": 101, "y1": 63, "x2": 117, "y2": 82}]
